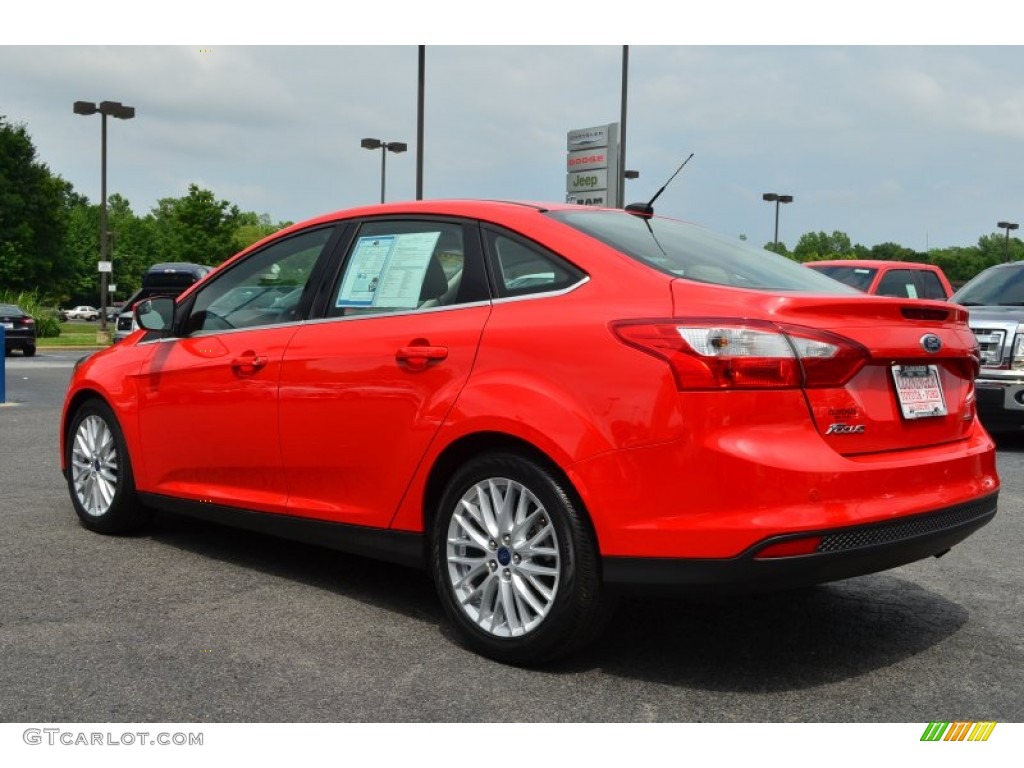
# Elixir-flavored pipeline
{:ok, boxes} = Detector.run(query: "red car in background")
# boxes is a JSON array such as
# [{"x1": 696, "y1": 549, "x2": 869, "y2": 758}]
[
  {"x1": 61, "y1": 201, "x2": 998, "y2": 664},
  {"x1": 806, "y1": 259, "x2": 954, "y2": 300}
]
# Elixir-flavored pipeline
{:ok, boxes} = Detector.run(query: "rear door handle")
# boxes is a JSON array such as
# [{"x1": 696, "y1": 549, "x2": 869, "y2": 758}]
[{"x1": 231, "y1": 351, "x2": 268, "y2": 374}]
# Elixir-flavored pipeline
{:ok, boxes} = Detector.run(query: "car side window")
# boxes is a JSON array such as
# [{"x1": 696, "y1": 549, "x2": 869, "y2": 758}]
[
  {"x1": 919, "y1": 271, "x2": 948, "y2": 299},
  {"x1": 327, "y1": 221, "x2": 468, "y2": 317},
  {"x1": 483, "y1": 228, "x2": 585, "y2": 297},
  {"x1": 876, "y1": 269, "x2": 917, "y2": 298},
  {"x1": 185, "y1": 227, "x2": 333, "y2": 335}
]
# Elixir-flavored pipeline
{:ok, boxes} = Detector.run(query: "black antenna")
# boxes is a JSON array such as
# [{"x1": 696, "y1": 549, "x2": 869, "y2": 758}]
[{"x1": 625, "y1": 153, "x2": 694, "y2": 217}]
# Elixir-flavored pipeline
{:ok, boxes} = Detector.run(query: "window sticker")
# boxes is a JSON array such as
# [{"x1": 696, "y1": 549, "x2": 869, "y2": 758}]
[{"x1": 335, "y1": 231, "x2": 441, "y2": 309}]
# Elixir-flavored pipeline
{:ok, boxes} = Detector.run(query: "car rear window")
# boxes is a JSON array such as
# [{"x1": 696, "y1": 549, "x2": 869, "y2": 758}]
[
  {"x1": 547, "y1": 209, "x2": 858, "y2": 293},
  {"x1": 807, "y1": 265, "x2": 877, "y2": 292}
]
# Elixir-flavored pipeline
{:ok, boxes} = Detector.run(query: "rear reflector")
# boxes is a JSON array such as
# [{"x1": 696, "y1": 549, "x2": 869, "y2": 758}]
[{"x1": 755, "y1": 536, "x2": 823, "y2": 559}]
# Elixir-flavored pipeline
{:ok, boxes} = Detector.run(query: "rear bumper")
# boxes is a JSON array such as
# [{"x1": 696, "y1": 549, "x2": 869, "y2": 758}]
[
  {"x1": 603, "y1": 493, "x2": 998, "y2": 594},
  {"x1": 3, "y1": 332, "x2": 35, "y2": 350}
]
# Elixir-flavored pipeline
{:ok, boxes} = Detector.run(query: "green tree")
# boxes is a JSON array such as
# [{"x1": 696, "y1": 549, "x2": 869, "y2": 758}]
[
  {"x1": 929, "y1": 246, "x2": 984, "y2": 285},
  {"x1": 868, "y1": 242, "x2": 921, "y2": 262},
  {"x1": 233, "y1": 211, "x2": 289, "y2": 253},
  {"x1": 149, "y1": 184, "x2": 242, "y2": 267},
  {"x1": 792, "y1": 231, "x2": 855, "y2": 263},
  {"x1": 763, "y1": 241, "x2": 793, "y2": 258},
  {"x1": 0, "y1": 117, "x2": 76, "y2": 296}
]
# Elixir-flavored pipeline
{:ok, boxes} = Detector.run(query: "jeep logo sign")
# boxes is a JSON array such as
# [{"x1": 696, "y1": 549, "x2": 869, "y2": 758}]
[{"x1": 568, "y1": 169, "x2": 608, "y2": 190}]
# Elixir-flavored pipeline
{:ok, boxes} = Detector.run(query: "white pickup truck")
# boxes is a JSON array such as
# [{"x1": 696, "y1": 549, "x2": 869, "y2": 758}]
[{"x1": 954, "y1": 261, "x2": 1024, "y2": 432}]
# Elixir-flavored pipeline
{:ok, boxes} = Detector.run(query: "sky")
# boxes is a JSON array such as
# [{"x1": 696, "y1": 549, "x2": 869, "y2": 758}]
[{"x1": 4, "y1": 4, "x2": 1023, "y2": 253}]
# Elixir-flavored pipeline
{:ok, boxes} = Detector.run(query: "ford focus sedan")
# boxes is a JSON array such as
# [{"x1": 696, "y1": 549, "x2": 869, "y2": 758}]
[{"x1": 61, "y1": 200, "x2": 999, "y2": 664}]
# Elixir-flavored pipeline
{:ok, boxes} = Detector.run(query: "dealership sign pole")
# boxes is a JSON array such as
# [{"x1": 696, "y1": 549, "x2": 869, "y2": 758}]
[
  {"x1": 0, "y1": 325, "x2": 5, "y2": 403},
  {"x1": 566, "y1": 123, "x2": 621, "y2": 208}
]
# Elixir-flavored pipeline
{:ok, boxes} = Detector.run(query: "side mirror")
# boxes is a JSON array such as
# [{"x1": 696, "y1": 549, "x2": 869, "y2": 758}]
[{"x1": 135, "y1": 296, "x2": 175, "y2": 333}]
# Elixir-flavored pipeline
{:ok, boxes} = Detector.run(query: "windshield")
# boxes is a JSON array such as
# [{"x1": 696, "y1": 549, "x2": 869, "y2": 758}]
[
  {"x1": 547, "y1": 209, "x2": 860, "y2": 293},
  {"x1": 953, "y1": 264, "x2": 1024, "y2": 306}
]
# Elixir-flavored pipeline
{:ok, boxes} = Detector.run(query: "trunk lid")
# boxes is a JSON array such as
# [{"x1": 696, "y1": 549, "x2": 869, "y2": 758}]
[{"x1": 670, "y1": 284, "x2": 979, "y2": 455}]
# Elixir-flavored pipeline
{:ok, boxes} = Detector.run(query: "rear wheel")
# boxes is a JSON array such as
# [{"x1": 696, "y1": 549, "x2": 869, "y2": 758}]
[
  {"x1": 431, "y1": 453, "x2": 610, "y2": 665},
  {"x1": 23, "y1": 344, "x2": 35, "y2": 357},
  {"x1": 66, "y1": 399, "x2": 151, "y2": 534}
]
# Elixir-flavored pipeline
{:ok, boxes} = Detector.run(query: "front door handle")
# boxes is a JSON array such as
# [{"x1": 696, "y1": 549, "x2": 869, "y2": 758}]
[{"x1": 231, "y1": 351, "x2": 268, "y2": 374}]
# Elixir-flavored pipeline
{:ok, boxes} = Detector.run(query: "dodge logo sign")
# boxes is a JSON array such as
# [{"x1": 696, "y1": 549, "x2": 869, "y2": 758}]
[{"x1": 921, "y1": 334, "x2": 942, "y2": 354}]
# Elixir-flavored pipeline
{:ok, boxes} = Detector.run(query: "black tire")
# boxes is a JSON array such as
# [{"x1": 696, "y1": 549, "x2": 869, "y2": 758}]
[
  {"x1": 23, "y1": 344, "x2": 36, "y2": 357},
  {"x1": 430, "y1": 453, "x2": 611, "y2": 665},
  {"x1": 65, "y1": 399, "x2": 151, "y2": 534}
]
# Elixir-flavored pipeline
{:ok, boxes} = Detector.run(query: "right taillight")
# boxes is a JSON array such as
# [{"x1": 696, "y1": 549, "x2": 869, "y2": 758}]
[{"x1": 611, "y1": 318, "x2": 869, "y2": 391}]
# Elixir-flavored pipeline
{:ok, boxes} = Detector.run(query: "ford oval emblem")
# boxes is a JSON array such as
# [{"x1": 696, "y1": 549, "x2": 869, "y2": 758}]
[{"x1": 921, "y1": 334, "x2": 942, "y2": 354}]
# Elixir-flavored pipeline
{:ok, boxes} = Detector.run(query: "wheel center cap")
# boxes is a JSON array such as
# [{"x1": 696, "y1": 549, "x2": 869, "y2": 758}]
[{"x1": 497, "y1": 547, "x2": 512, "y2": 566}]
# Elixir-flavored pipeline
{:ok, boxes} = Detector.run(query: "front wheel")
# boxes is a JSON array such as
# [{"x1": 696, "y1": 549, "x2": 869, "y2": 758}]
[
  {"x1": 66, "y1": 399, "x2": 151, "y2": 534},
  {"x1": 430, "y1": 453, "x2": 610, "y2": 665}
]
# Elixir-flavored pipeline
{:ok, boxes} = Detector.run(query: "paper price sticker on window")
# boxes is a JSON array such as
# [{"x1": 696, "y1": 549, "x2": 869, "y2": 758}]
[{"x1": 891, "y1": 364, "x2": 947, "y2": 419}]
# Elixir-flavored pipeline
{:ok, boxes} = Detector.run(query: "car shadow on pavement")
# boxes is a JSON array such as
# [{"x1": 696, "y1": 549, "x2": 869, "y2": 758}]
[
  {"x1": 144, "y1": 510, "x2": 443, "y2": 624},
  {"x1": 566, "y1": 577, "x2": 968, "y2": 690},
  {"x1": 992, "y1": 431, "x2": 1024, "y2": 453},
  {"x1": 143, "y1": 510, "x2": 968, "y2": 689}
]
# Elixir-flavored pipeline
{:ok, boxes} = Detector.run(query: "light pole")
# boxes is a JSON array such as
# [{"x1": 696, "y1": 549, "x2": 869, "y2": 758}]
[
  {"x1": 361, "y1": 138, "x2": 408, "y2": 204},
  {"x1": 762, "y1": 192, "x2": 793, "y2": 250},
  {"x1": 997, "y1": 221, "x2": 1018, "y2": 262},
  {"x1": 74, "y1": 100, "x2": 135, "y2": 340}
]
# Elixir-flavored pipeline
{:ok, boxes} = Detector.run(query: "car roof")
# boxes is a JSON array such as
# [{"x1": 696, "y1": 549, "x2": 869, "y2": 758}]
[
  {"x1": 269, "y1": 199, "x2": 576, "y2": 236},
  {"x1": 807, "y1": 260, "x2": 941, "y2": 270}
]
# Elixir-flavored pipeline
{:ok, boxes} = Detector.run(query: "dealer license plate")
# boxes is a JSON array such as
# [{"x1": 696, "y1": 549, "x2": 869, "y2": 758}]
[
  {"x1": 1, "y1": 322, "x2": 12, "y2": 330},
  {"x1": 891, "y1": 364, "x2": 947, "y2": 419}
]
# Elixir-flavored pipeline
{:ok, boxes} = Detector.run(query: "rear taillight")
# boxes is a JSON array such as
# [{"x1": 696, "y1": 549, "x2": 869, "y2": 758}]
[
  {"x1": 20, "y1": 317, "x2": 34, "y2": 326},
  {"x1": 611, "y1": 319, "x2": 869, "y2": 390}
]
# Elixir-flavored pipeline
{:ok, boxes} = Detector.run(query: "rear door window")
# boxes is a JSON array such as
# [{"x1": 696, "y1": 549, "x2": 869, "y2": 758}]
[{"x1": 876, "y1": 269, "x2": 917, "y2": 298}]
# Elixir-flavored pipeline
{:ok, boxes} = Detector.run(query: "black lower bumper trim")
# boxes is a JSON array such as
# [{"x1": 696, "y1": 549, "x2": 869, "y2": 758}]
[{"x1": 602, "y1": 493, "x2": 998, "y2": 595}]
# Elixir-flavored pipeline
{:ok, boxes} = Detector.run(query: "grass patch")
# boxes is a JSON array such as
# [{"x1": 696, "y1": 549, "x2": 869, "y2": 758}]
[
  {"x1": 37, "y1": 334, "x2": 111, "y2": 348},
  {"x1": 37, "y1": 322, "x2": 112, "y2": 347}
]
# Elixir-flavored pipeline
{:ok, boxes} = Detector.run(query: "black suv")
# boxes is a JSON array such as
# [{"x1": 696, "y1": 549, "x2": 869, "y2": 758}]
[
  {"x1": 953, "y1": 261, "x2": 1024, "y2": 431},
  {"x1": 114, "y1": 263, "x2": 213, "y2": 342}
]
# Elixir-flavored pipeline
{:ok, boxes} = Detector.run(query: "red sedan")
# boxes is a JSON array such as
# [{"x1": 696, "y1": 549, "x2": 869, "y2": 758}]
[{"x1": 61, "y1": 200, "x2": 999, "y2": 664}]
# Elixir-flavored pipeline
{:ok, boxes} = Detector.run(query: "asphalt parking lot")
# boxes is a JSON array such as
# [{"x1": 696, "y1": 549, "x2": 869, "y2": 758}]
[{"x1": 1, "y1": 350, "x2": 1022, "y2": 723}]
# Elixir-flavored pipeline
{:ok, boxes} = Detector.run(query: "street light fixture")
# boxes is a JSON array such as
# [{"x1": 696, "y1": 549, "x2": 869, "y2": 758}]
[
  {"x1": 361, "y1": 138, "x2": 408, "y2": 204},
  {"x1": 74, "y1": 100, "x2": 135, "y2": 340},
  {"x1": 997, "y1": 221, "x2": 1019, "y2": 262},
  {"x1": 762, "y1": 192, "x2": 794, "y2": 250}
]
